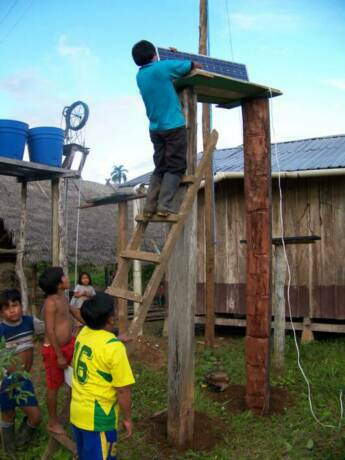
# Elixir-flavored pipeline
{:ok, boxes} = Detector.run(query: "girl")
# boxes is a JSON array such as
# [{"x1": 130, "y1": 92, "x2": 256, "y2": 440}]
[{"x1": 71, "y1": 272, "x2": 96, "y2": 335}]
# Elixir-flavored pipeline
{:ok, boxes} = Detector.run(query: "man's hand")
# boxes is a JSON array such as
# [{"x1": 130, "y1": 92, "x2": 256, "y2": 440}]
[
  {"x1": 193, "y1": 61, "x2": 202, "y2": 69},
  {"x1": 57, "y1": 355, "x2": 68, "y2": 369},
  {"x1": 118, "y1": 334, "x2": 133, "y2": 344},
  {"x1": 123, "y1": 419, "x2": 133, "y2": 438}
]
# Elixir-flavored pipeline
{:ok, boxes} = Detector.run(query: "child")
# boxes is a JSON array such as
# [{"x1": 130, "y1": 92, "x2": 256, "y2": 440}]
[
  {"x1": 0, "y1": 289, "x2": 44, "y2": 457},
  {"x1": 71, "y1": 272, "x2": 96, "y2": 335},
  {"x1": 70, "y1": 293, "x2": 134, "y2": 460},
  {"x1": 132, "y1": 40, "x2": 202, "y2": 217},
  {"x1": 38, "y1": 266, "x2": 83, "y2": 435}
]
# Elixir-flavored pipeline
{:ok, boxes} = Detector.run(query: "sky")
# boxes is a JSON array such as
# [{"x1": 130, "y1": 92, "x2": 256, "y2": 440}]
[{"x1": 0, "y1": 0, "x2": 344, "y2": 183}]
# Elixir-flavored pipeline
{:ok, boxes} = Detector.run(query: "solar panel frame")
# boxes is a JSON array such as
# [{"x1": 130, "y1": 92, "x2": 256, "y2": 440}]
[{"x1": 157, "y1": 47, "x2": 249, "y2": 81}]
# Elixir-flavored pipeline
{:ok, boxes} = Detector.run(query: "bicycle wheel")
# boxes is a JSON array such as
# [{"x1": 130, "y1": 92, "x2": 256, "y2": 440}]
[{"x1": 65, "y1": 101, "x2": 89, "y2": 131}]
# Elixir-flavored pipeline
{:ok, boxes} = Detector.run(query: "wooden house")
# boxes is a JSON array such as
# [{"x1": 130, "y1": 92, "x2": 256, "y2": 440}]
[{"x1": 125, "y1": 134, "x2": 345, "y2": 331}]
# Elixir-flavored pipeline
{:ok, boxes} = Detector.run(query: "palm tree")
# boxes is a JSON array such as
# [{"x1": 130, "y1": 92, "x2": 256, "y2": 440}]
[{"x1": 110, "y1": 165, "x2": 128, "y2": 184}]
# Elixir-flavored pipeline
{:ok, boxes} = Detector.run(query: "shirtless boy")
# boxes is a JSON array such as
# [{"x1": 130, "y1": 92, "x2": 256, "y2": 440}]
[{"x1": 39, "y1": 267, "x2": 83, "y2": 435}]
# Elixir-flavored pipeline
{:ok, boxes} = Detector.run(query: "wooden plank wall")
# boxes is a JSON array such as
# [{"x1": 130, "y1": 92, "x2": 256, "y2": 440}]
[{"x1": 196, "y1": 176, "x2": 345, "y2": 319}]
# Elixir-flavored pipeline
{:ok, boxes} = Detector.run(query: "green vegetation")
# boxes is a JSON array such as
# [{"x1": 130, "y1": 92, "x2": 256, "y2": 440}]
[{"x1": 11, "y1": 332, "x2": 345, "y2": 459}]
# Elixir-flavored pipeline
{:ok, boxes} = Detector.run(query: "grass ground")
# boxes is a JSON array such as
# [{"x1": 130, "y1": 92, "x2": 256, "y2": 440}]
[{"x1": 6, "y1": 325, "x2": 345, "y2": 460}]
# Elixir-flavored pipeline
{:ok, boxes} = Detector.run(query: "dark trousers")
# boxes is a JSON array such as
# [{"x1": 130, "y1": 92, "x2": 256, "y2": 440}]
[{"x1": 150, "y1": 126, "x2": 187, "y2": 178}]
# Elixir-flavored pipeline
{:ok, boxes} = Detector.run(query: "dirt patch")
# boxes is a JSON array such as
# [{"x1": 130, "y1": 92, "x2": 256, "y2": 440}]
[
  {"x1": 207, "y1": 384, "x2": 293, "y2": 415},
  {"x1": 138, "y1": 410, "x2": 225, "y2": 457},
  {"x1": 131, "y1": 336, "x2": 167, "y2": 370}
]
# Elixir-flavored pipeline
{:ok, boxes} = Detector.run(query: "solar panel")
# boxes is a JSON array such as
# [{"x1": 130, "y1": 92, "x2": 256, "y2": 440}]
[{"x1": 157, "y1": 47, "x2": 249, "y2": 81}]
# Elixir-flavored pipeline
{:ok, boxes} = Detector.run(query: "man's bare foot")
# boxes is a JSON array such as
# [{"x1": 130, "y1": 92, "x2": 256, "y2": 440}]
[{"x1": 47, "y1": 421, "x2": 66, "y2": 436}]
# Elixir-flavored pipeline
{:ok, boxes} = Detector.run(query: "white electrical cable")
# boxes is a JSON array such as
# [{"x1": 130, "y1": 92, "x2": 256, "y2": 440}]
[{"x1": 268, "y1": 88, "x2": 343, "y2": 430}]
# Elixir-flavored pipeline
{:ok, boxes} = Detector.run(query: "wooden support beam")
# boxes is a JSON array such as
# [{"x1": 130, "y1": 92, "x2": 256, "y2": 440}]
[
  {"x1": 135, "y1": 213, "x2": 179, "y2": 223},
  {"x1": 58, "y1": 178, "x2": 68, "y2": 275},
  {"x1": 167, "y1": 87, "x2": 197, "y2": 448},
  {"x1": 107, "y1": 287, "x2": 142, "y2": 303},
  {"x1": 199, "y1": 0, "x2": 215, "y2": 349},
  {"x1": 117, "y1": 202, "x2": 128, "y2": 333},
  {"x1": 273, "y1": 245, "x2": 287, "y2": 370},
  {"x1": 51, "y1": 179, "x2": 60, "y2": 265},
  {"x1": 15, "y1": 182, "x2": 29, "y2": 313},
  {"x1": 242, "y1": 97, "x2": 272, "y2": 414},
  {"x1": 120, "y1": 250, "x2": 161, "y2": 264}
]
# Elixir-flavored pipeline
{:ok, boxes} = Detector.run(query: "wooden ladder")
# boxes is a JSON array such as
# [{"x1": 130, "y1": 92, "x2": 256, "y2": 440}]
[{"x1": 106, "y1": 129, "x2": 218, "y2": 348}]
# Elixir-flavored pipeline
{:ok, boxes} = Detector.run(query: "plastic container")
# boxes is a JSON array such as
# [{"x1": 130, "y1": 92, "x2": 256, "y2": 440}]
[
  {"x1": 0, "y1": 119, "x2": 29, "y2": 160},
  {"x1": 28, "y1": 127, "x2": 64, "y2": 167}
]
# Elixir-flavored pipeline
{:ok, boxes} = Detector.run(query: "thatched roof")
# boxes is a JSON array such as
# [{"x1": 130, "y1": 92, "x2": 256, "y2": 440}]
[{"x1": 0, "y1": 177, "x2": 119, "y2": 265}]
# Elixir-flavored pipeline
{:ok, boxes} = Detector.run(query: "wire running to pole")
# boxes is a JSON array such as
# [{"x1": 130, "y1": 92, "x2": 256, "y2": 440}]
[
  {"x1": 268, "y1": 88, "x2": 343, "y2": 430},
  {"x1": 224, "y1": 0, "x2": 235, "y2": 61}
]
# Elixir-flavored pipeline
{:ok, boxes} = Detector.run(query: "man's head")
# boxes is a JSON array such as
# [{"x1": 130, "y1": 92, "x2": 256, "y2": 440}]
[
  {"x1": 132, "y1": 40, "x2": 157, "y2": 66},
  {"x1": 80, "y1": 293, "x2": 115, "y2": 330},
  {"x1": 39, "y1": 266, "x2": 69, "y2": 296},
  {"x1": 0, "y1": 289, "x2": 22, "y2": 323}
]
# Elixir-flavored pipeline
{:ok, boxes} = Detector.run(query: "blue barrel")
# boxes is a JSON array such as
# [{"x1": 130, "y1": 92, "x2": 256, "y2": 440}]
[
  {"x1": 28, "y1": 127, "x2": 64, "y2": 167},
  {"x1": 0, "y1": 119, "x2": 29, "y2": 160}
]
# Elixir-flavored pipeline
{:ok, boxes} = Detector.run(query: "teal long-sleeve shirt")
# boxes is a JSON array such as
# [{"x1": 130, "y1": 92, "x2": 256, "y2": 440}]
[{"x1": 136, "y1": 59, "x2": 193, "y2": 131}]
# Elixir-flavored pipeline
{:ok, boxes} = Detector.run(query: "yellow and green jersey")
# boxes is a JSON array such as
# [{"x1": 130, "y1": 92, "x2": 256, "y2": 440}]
[{"x1": 70, "y1": 326, "x2": 135, "y2": 432}]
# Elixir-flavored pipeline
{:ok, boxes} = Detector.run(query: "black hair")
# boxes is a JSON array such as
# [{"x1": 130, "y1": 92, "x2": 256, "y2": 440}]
[
  {"x1": 80, "y1": 293, "x2": 115, "y2": 330},
  {"x1": 78, "y1": 271, "x2": 92, "y2": 286},
  {"x1": 132, "y1": 40, "x2": 156, "y2": 66},
  {"x1": 39, "y1": 266, "x2": 64, "y2": 296},
  {"x1": 0, "y1": 289, "x2": 21, "y2": 309}
]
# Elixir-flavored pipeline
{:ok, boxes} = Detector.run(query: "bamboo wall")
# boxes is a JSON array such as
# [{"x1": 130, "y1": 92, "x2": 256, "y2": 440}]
[{"x1": 196, "y1": 176, "x2": 345, "y2": 319}]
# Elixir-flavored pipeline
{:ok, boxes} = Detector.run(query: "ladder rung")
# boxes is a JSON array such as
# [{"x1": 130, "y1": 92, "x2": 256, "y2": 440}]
[
  {"x1": 106, "y1": 287, "x2": 143, "y2": 303},
  {"x1": 121, "y1": 250, "x2": 161, "y2": 264},
  {"x1": 181, "y1": 175, "x2": 195, "y2": 184},
  {"x1": 135, "y1": 213, "x2": 179, "y2": 223}
]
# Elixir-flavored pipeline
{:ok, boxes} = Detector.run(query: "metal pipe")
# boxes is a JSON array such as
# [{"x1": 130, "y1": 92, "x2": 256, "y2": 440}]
[{"x1": 210, "y1": 168, "x2": 345, "y2": 184}]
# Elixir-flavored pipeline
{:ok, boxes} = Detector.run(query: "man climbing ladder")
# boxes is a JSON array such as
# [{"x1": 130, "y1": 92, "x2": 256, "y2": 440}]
[{"x1": 106, "y1": 129, "x2": 218, "y2": 350}]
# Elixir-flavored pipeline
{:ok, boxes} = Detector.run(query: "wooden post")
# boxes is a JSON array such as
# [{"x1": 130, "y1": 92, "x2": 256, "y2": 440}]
[
  {"x1": 51, "y1": 179, "x2": 60, "y2": 266},
  {"x1": 15, "y1": 182, "x2": 29, "y2": 313},
  {"x1": 132, "y1": 198, "x2": 143, "y2": 335},
  {"x1": 273, "y1": 245, "x2": 287, "y2": 369},
  {"x1": 199, "y1": 0, "x2": 215, "y2": 348},
  {"x1": 118, "y1": 201, "x2": 128, "y2": 333},
  {"x1": 167, "y1": 87, "x2": 197, "y2": 447},
  {"x1": 302, "y1": 243, "x2": 315, "y2": 343},
  {"x1": 58, "y1": 178, "x2": 68, "y2": 275},
  {"x1": 243, "y1": 97, "x2": 272, "y2": 414}
]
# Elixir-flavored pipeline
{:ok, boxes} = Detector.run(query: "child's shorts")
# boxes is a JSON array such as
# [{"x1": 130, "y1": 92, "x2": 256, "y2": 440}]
[
  {"x1": 41, "y1": 336, "x2": 76, "y2": 390},
  {"x1": 0, "y1": 375, "x2": 38, "y2": 411},
  {"x1": 72, "y1": 425, "x2": 117, "y2": 460}
]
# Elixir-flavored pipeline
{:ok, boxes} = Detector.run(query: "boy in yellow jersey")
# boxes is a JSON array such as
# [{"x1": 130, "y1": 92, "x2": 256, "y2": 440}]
[{"x1": 70, "y1": 293, "x2": 135, "y2": 460}]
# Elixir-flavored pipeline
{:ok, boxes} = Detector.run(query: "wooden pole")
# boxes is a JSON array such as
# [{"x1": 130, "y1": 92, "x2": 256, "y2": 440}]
[
  {"x1": 242, "y1": 97, "x2": 272, "y2": 414},
  {"x1": 58, "y1": 178, "x2": 68, "y2": 275},
  {"x1": 273, "y1": 245, "x2": 287, "y2": 369},
  {"x1": 118, "y1": 201, "x2": 128, "y2": 333},
  {"x1": 167, "y1": 87, "x2": 197, "y2": 448},
  {"x1": 199, "y1": 0, "x2": 215, "y2": 348},
  {"x1": 51, "y1": 179, "x2": 60, "y2": 266},
  {"x1": 132, "y1": 198, "x2": 143, "y2": 336},
  {"x1": 15, "y1": 182, "x2": 29, "y2": 313}
]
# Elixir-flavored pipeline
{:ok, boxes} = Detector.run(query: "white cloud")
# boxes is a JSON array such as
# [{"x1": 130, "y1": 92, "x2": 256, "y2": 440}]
[
  {"x1": 326, "y1": 79, "x2": 345, "y2": 91},
  {"x1": 0, "y1": 69, "x2": 52, "y2": 99},
  {"x1": 57, "y1": 34, "x2": 90, "y2": 58}
]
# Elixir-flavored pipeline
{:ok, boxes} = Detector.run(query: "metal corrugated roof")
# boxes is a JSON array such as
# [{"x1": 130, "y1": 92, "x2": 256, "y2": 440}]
[{"x1": 123, "y1": 134, "x2": 345, "y2": 187}]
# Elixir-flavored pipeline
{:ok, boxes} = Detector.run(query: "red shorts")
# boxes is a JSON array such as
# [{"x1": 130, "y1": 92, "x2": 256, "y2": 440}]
[{"x1": 42, "y1": 336, "x2": 76, "y2": 390}]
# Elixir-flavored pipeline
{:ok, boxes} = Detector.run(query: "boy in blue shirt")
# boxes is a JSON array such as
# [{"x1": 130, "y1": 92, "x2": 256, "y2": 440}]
[
  {"x1": 132, "y1": 40, "x2": 201, "y2": 217},
  {"x1": 0, "y1": 289, "x2": 44, "y2": 458}
]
